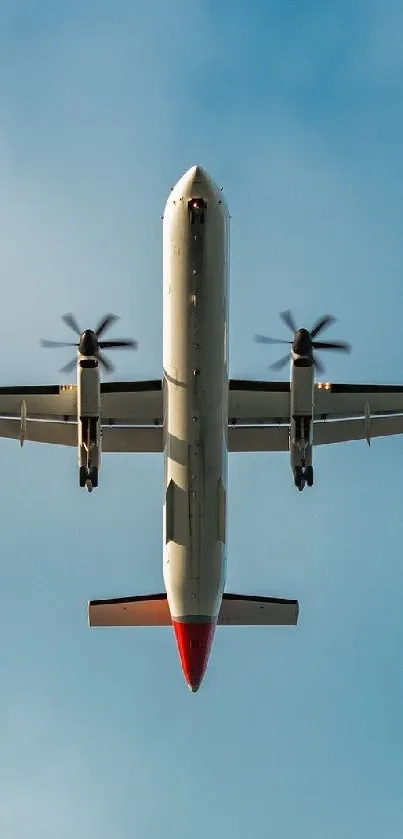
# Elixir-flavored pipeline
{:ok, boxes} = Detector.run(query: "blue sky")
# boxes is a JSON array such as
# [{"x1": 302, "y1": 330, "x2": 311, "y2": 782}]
[{"x1": 0, "y1": 1, "x2": 403, "y2": 836}]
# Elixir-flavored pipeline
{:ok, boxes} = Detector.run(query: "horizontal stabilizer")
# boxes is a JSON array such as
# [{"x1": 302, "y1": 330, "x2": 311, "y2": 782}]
[
  {"x1": 88, "y1": 592, "x2": 299, "y2": 627},
  {"x1": 88, "y1": 593, "x2": 170, "y2": 626},
  {"x1": 219, "y1": 593, "x2": 299, "y2": 625}
]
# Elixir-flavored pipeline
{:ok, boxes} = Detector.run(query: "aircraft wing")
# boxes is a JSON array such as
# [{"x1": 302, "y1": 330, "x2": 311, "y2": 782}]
[
  {"x1": 0, "y1": 380, "x2": 163, "y2": 424},
  {"x1": 228, "y1": 379, "x2": 403, "y2": 451},
  {"x1": 0, "y1": 380, "x2": 163, "y2": 452}
]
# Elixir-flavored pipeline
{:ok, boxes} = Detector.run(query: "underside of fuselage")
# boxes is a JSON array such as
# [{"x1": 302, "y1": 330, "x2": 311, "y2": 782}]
[{"x1": 162, "y1": 165, "x2": 230, "y2": 691}]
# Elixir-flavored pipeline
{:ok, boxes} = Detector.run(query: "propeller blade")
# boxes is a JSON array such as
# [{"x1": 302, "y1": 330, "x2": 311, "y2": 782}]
[
  {"x1": 280, "y1": 310, "x2": 297, "y2": 333},
  {"x1": 310, "y1": 315, "x2": 336, "y2": 338},
  {"x1": 312, "y1": 340, "x2": 351, "y2": 352},
  {"x1": 269, "y1": 353, "x2": 291, "y2": 371},
  {"x1": 41, "y1": 339, "x2": 78, "y2": 348},
  {"x1": 98, "y1": 352, "x2": 115, "y2": 373},
  {"x1": 98, "y1": 339, "x2": 138, "y2": 350},
  {"x1": 95, "y1": 314, "x2": 119, "y2": 338},
  {"x1": 255, "y1": 334, "x2": 291, "y2": 346},
  {"x1": 62, "y1": 313, "x2": 81, "y2": 335},
  {"x1": 59, "y1": 357, "x2": 77, "y2": 374},
  {"x1": 312, "y1": 353, "x2": 325, "y2": 374}
]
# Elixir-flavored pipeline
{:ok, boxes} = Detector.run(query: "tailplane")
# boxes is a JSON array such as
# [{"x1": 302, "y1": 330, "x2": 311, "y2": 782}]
[{"x1": 88, "y1": 593, "x2": 298, "y2": 627}]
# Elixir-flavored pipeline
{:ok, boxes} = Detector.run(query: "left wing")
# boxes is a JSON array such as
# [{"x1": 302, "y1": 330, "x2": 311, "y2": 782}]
[
  {"x1": 0, "y1": 380, "x2": 163, "y2": 424},
  {"x1": 0, "y1": 380, "x2": 163, "y2": 452}
]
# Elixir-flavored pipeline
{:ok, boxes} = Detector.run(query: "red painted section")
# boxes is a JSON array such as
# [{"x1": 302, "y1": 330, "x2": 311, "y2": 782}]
[{"x1": 172, "y1": 619, "x2": 217, "y2": 692}]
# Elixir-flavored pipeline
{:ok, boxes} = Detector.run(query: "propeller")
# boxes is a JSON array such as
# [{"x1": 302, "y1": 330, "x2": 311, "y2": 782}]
[
  {"x1": 41, "y1": 313, "x2": 138, "y2": 374},
  {"x1": 255, "y1": 310, "x2": 351, "y2": 373}
]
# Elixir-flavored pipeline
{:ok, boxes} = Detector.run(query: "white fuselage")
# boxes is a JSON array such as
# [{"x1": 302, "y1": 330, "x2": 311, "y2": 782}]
[{"x1": 162, "y1": 167, "x2": 229, "y2": 622}]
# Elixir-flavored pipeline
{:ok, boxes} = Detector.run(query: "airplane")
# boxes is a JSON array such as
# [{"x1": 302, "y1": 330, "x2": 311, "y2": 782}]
[{"x1": 1, "y1": 165, "x2": 403, "y2": 691}]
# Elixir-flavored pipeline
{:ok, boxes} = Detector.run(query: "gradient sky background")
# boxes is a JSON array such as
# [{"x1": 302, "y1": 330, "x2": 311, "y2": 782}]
[{"x1": 0, "y1": 1, "x2": 403, "y2": 836}]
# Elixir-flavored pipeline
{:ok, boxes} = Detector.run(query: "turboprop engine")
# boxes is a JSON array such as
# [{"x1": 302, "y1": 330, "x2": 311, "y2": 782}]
[{"x1": 41, "y1": 312, "x2": 139, "y2": 491}]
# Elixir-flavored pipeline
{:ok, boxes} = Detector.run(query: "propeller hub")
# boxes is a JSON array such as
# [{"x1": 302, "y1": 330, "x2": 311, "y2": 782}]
[
  {"x1": 255, "y1": 310, "x2": 350, "y2": 374},
  {"x1": 40, "y1": 313, "x2": 138, "y2": 375},
  {"x1": 79, "y1": 329, "x2": 98, "y2": 357},
  {"x1": 293, "y1": 328, "x2": 312, "y2": 356}
]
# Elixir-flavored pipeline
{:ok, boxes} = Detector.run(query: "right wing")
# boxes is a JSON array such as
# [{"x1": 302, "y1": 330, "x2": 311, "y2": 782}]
[
  {"x1": 228, "y1": 379, "x2": 403, "y2": 425},
  {"x1": 228, "y1": 379, "x2": 403, "y2": 451}
]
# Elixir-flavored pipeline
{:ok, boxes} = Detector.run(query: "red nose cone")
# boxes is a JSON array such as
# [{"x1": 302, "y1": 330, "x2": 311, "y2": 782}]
[{"x1": 172, "y1": 619, "x2": 217, "y2": 692}]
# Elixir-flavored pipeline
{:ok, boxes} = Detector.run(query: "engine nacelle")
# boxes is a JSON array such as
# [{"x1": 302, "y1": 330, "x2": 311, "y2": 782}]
[
  {"x1": 78, "y1": 357, "x2": 100, "y2": 417},
  {"x1": 77, "y1": 356, "x2": 101, "y2": 475}
]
